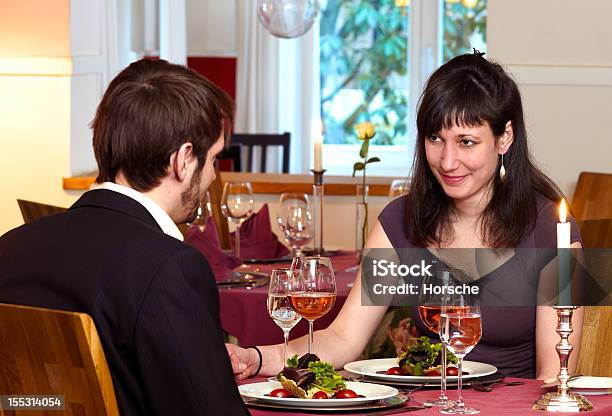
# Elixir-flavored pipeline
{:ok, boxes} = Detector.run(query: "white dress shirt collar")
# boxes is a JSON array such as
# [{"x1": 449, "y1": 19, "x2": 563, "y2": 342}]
[{"x1": 90, "y1": 182, "x2": 184, "y2": 241}]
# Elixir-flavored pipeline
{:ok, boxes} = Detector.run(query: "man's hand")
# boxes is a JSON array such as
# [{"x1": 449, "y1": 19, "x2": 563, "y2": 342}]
[{"x1": 226, "y1": 343, "x2": 259, "y2": 380}]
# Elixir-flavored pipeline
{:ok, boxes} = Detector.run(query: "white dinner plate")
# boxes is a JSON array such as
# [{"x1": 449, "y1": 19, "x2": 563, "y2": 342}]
[
  {"x1": 238, "y1": 381, "x2": 398, "y2": 408},
  {"x1": 344, "y1": 358, "x2": 497, "y2": 383},
  {"x1": 542, "y1": 376, "x2": 612, "y2": 396}
]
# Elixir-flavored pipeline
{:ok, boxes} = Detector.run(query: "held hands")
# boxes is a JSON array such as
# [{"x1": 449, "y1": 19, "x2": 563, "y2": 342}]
[{"x1": 226, "y1": 343, "x2": 259, "y2": 380}]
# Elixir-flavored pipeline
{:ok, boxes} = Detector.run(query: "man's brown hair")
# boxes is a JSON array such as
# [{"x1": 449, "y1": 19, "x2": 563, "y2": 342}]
[{"x1": 92, "y1": 58, "x2": 234, "y2": 191}]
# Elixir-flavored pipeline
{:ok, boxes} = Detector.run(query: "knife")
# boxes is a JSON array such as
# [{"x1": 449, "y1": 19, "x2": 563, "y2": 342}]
[{"x1": 365, "y1": 404, "x2": 428, "y2": 415}]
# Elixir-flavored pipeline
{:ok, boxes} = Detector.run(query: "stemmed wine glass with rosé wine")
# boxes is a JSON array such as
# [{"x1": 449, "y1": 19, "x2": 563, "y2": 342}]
[
  {"x1": 439, "y1": 270, "x2": 482, "y2": 415},
  {"x1": 418, "y1": 269, "x2": 456, "y2": 408},
  {"x1": 288, "y1": 256, "x2": 336, "y2": 354},
  {"x1": 267, "y1": 268, "x2": 302, "y2": 364}
]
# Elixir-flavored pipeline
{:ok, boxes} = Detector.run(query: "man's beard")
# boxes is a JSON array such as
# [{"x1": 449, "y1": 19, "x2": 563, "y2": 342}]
[{"x1": 181, "y1": 167, "x2": 203, "y2": 224}]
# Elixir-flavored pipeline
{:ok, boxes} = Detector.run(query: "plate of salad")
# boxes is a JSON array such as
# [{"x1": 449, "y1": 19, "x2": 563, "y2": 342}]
[
  {"x1": 344, "y1": 337, "x2": 497, "y2": 383},
  {"x1": 239, "y1": 354, "x2": 398, "y2": 408}
]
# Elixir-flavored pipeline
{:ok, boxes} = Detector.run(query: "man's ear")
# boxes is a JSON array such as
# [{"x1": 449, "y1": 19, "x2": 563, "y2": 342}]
[
  {"x1": 171, "y1": 142, "x2": 195, "y2": 182},
  {"x1": 498, "y1": 120, "x2": 514, "y2": 155}
]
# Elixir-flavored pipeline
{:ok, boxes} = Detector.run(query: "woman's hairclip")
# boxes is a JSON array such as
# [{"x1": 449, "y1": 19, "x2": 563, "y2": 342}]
[{"x1": 472, "y1": 48, "x2": 486, "y2": 57}]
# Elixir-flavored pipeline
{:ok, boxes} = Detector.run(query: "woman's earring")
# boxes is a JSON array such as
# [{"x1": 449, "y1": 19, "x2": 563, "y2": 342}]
[{"x1": 500, "y1": 154, "x2": 506, "y2": 181}]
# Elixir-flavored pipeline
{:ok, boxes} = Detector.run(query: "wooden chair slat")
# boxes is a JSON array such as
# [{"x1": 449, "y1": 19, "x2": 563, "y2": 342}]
[{"x1": 0, "y1": 303, "x2": 119, "y2": 416}]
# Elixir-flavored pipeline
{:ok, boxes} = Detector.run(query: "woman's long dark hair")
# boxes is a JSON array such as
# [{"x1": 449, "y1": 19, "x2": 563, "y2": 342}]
[{"x1": 405, "y1": 52, "x2": 562, "y2": 248}]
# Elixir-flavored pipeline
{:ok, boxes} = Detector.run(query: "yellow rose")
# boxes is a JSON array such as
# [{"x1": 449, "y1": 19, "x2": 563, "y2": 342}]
[
  {"x1": 462, "y1": 0, "x2": 478, "y2": 8},
  {"x1": 355, "y1": 121, "x2": 376, "y2": 140},
  {"x1": 394, "y1": 0, "x2": 410, "y2": 7}
]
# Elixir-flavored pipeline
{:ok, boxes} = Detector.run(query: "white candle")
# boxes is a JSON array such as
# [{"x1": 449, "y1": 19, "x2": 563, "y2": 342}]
[
  {"x1": 557, "y1": 198, "x2": 571, "y2": 305},
  {"x1": 313, "y1": 120, "x2": 324, "y2": 171},
  {"x1": 313, "y1": 140, "x2": 322, "y2": 171},
  {"x1": 557, "y1": 199, "x2": 571, "y2": 248}
]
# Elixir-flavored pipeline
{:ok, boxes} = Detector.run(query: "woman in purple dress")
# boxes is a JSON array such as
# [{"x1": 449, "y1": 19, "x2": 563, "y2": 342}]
[{"x1": 228, "y1": 51, "x2": 583, "y2": 380}]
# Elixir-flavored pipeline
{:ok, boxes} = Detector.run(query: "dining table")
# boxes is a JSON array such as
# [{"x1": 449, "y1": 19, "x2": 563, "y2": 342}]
[
  {"x1": 240, "y1": 376, "x2": 612, "y2": 415},
  {"x1": 219, "y1": 251, "x2": 359, "y2": 346}
]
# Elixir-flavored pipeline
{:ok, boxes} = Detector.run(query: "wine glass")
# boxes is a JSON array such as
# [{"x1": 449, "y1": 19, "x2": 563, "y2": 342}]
[
  {"x1": 418, "y1": 269, "x2": 454, "y2": 408},
  {"x1": 288, "y1": 257, "x2": 336, "y2": 354},
  {"x1": 388, "y1": 178, "x2": 410, "y2": 199},
  {"x1": 186, "y1": 191, "x2": 212, "y2": 232},
  {"x1": 220, "y1": 181, "x2": 254, "y2": 258},
  {"x1": 277, "y1": 193, "x2": 312, "y2": 257},
  {"x1": 267, "y1": 268, "x2": 303, "y2": 365},
  {"x1": 439, "y1": 271, "x2": 482, "y2": 415}
]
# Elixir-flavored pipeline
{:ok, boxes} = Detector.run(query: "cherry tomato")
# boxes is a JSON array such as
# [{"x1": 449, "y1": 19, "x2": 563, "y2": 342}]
[
  {"x1": 386, "y1": 366, "x2": 404, "y2": 375},
  {"x1": 312, "y1": 391, "x2": 328, "y2": 399},
  {"x1": 446, "y1": 367, "x2": 459, "y2": 376},
  {"x1": 334, "y1": 389, "x2": 358, "y2": 399},
  {"x1": 424, "y1": 369, "x2": 441, "y2": 376},
  {"x1": 269, "y1": 388, "x2": 291, "y2": 398}
]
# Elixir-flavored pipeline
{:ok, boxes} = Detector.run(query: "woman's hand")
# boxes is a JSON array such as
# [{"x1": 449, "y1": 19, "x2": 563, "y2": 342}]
[{"x1": 225, "y1": 343, "x2": 259, "y2": 380}]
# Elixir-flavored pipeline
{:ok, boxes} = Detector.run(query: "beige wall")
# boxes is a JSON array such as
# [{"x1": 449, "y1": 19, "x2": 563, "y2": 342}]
[
  {"x1": 0, "y1": 0, "x2": 78, "y2": 234},
  {"x1": 488, "y1": 0, "x2": 612, "y2": 198}
]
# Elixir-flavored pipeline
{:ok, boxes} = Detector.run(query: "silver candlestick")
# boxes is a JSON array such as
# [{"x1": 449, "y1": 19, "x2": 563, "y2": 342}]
[
  {"x1": 310, "y1": 169, "x2": 326, "y2": 256},
  {"x1": 533, "y1": 305, "x2": 593, "y2": 412}
]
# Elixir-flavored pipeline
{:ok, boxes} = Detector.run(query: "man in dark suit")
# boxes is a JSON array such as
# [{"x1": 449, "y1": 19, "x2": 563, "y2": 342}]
[{"x1": 0, "y1": 59, "x2": 250, "y2": 415}]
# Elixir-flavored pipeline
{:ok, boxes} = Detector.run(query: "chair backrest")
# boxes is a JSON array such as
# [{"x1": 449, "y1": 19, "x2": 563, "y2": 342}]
[
  {"x1": 17, "y1": 199, "x2": 67, "y2": 223},
  {"x1": 0, "y1": 303, "x2": 119, "y2": 415},
  {"x1": 177, "y1": 166, "x2": 230, "y2": 250},
  {"x1": 577, "y1": 307, "x2": 612, "y2": 376},
  {"x1": 575, "y1": 217, "x2": 612, "y2": 376},
  {"x1": 216, "y1": 144, "x2": 242, "y2": 172},
  {"x1": 231, "y1": 132, "x2": 290, "y2": 173},
  {"x1": 572, "y1": 172, "x2": 612, "y2": 221},
  {"x1": 208, "y1": 166, "x2": 231, "y2": 249},
  {"x1": 578, "y1": 218, "x2": 612, "y2": 248}
]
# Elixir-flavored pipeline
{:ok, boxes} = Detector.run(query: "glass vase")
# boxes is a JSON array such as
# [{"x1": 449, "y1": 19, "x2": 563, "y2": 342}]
[{"x1": 355, "y1": 184, "x2": 369, "y2": 253}]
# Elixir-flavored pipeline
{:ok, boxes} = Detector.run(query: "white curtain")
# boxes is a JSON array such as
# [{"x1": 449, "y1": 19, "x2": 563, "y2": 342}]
[
  {"x1": 235, "y1": 1, "x2": 320, "y2": 173},
  {"x1": 236, "y1": 0, "x2": 280, "y2": 133}
]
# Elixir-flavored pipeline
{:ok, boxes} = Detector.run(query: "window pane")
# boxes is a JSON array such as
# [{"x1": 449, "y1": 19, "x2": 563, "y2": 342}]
[
  {"x1": 443, "y1": 0, "x2": 488, "y2": 63},
  {"x1": 319, "y1": 0, "x2": 410, "y2": 146}
]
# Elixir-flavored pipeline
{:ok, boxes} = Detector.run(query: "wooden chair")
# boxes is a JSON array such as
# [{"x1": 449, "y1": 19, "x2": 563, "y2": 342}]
[
  {"x1": 178, "y1": 167, "x2": 230, "y2": 250},
  {"x1": 577, "y1": 307, "x2": 612, "y2": 376},
  {"x1": 575, "y1": 218, "x2": 612, "y2": 376},
  {"x1": 216, "y1": 144, "x2": 242, "y2": 172},
  {"x1": 578, "y1": 218, "x2": 612, "y2": 248},
  {"x1": 17, "y1": 199, "x2": 67, "y2": 224},
  {"x1": 0, "y1": 303, "x2": 119, "y2": 415},
  {"x1": 572, "y1": 172, "x2": 612, "y2": 221},
  {"x1": 208, "y1": 166, "x2": 231, "y2": 249},
  {"x1": 231, "y1": 132, "x2": 290, "y2": 173}
]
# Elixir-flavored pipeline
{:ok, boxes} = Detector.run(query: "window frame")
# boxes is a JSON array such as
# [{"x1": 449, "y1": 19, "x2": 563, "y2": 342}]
[{"x1": 317, "y1": 0, "x2": 444, "y2": 177}]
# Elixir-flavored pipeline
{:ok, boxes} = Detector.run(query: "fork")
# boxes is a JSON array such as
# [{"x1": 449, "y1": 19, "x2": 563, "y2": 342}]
[{"x1": 471, "y1": 380, "x2": 525, "y2": 392}]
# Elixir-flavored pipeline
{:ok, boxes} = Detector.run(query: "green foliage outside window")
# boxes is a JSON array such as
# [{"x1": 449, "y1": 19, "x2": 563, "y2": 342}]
[
  {"x1": 320, "y1": 0, "x2": 487, "y2": 146},
  {"x1": 443, "y1": 0, "x2": 487, "y2": 63}
]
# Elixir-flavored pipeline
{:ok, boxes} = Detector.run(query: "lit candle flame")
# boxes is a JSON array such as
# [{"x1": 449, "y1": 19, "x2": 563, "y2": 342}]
[{"x1": 559, "y1": 198, "x2": 568, "y2": 223}]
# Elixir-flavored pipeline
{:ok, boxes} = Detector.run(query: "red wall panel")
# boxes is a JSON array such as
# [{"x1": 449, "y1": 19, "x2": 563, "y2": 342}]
[
  {"x1": 143, "y1": 55, "x2": 237, "y2": 100},
  {"x1": 187, "y1": 57, "x2": 237, "y2": 100}
]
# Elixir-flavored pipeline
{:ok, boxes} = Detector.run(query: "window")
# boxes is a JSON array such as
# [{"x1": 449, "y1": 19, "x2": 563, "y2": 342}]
[{"x1": 318, "y1": 0, "x2": 487, "y2": 176}]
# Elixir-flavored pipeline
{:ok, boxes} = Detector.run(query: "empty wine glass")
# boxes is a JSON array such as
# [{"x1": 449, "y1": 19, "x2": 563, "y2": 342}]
[
  {"x1": 388, "y1": 178, "x2": 410, "y2": 199},
  {"x1": 288, "y1": 257, "x2": 336, "y2": 354},
  {"x1": 277, "y1": 193, "x2": 312, "y2": 257},
  {"x1": 439, "y1": 271, "x2": 482, "y2": 415},
  {"x1": 267, "y1": 268, "x2": 302, "y2": 364},
  {"x1": 186, "y1": 191, "x2": 212, "y2": 232},
  {"x1": 221, "y1": 181, "x2": 254, "y2": 258},
  {"x1": 418, "y1": 269, "x2": 455, "y2": 408}
]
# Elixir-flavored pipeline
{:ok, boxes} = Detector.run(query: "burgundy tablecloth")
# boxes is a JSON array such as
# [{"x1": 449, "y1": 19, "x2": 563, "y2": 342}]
[
  {"x1": 219, "y1": 252, "x2": 358, "y2": 346},
  {"x1": 241, "y1": 377, "x2": 612, "y2": 415}
]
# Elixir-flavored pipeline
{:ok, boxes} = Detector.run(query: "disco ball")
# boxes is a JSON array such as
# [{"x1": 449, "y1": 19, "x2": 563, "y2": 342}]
[{"x1": 257, "y1": 0, "x2": 320, "y2": 39}]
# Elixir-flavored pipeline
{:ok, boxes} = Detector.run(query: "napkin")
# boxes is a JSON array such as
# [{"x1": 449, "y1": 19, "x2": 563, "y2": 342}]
[
  {"x1": 230, "y1": 204, "x2": 290, "y2": 260},
  {"x1": 184, "y1": 217, "x2": 242, "y2": 281}
]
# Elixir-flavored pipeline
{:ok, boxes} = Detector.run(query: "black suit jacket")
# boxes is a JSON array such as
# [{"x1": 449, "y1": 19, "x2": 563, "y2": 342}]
[{"x1": 0, "y1": 190, "x2": 249, "y2": 415}]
